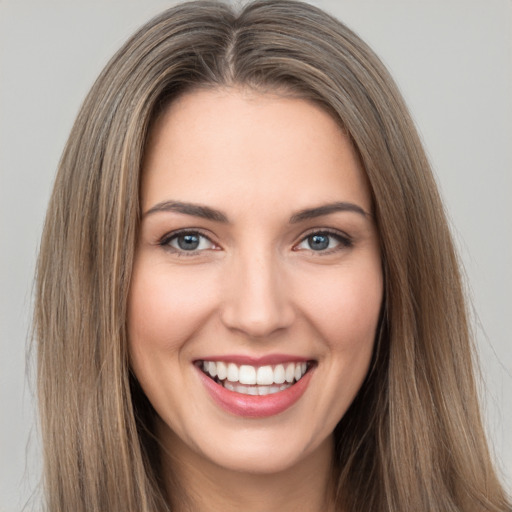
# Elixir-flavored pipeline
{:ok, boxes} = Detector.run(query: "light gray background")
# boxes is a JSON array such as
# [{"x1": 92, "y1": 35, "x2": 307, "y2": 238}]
[{"x1": 1, "y1": 1, "x2": 510, "y2": 510}]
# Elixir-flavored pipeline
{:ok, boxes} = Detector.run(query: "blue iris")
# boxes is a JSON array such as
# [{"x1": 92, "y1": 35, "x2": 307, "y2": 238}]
[
  {"x1": 308, "y1": 234, "x2": 330, "y2": 250},
  {"x1": 177, "y1": 234, "x2": 200, "y2": 250}
]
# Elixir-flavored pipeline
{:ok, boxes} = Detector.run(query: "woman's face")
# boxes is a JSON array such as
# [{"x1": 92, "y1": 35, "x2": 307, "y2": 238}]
[{"x1": 128, "y1": 88, "x2": 383, "y2": 475}]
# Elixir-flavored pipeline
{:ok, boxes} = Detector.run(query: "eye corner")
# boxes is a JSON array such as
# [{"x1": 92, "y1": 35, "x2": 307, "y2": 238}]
[
  {"x1": 158, "y1": 229, "x2": 220, "y2": 255},
  {"x1": 293, "y1": 229, "x2": 353, "y2": 254}
]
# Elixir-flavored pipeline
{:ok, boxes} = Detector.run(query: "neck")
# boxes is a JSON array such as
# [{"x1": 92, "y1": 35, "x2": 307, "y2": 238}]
[{"x1": 158, "y1": 423, "x2": 336, "y2": 512}]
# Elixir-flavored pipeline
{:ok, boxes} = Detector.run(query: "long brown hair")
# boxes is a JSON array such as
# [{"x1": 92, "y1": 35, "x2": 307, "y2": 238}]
[{"x1": 34, "y1": 1, "x2": 511, "y2": 510}]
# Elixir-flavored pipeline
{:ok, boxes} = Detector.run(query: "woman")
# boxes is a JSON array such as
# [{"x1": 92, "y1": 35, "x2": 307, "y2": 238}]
[{"x1": 34, "y1": 1, "x2": 511, "y2": 511}]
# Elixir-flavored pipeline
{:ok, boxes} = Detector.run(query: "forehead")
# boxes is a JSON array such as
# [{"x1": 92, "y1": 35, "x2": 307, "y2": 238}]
[{"x1": 142, "y1": 87, "x2": 371, "y2": 216}]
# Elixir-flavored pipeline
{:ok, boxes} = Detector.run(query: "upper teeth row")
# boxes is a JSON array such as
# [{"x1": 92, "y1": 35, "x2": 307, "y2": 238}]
[{"x1": 201, "y1": 361, "x2": 308, "y2": 386}]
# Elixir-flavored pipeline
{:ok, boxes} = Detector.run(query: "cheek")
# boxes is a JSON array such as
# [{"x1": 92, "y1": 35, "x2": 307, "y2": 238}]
[
  {"x1": 127, "y1": 261, "x2": 218, "y2": 358},
  {"x1": 295, "y1": 260, "x2": 383, "y2": 355},
  {"x1": 287, "y1": 258, "x2": 383, "y2": 436}
]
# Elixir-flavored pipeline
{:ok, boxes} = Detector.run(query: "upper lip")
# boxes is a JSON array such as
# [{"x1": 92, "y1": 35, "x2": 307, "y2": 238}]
[{"x1": 194, "y1": 354, "x2": 313, "y2": 366}]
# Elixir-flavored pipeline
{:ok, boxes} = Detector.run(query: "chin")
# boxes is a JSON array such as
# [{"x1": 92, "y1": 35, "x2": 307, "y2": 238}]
[{"x1": 159, "y1": 412, "x2": 335, "y2": 478}]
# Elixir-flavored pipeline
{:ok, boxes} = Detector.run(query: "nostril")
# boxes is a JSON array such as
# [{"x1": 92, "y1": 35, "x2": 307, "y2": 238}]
[{"x1": 220, "y1": 298, "x2": 295, "y2": 338}]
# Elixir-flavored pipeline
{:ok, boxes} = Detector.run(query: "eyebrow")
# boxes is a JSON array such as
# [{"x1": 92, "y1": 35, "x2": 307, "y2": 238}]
[
  {"x1": 143, "y1": 200, "x2": 229, "y2": 222},
  {"x1": 289, "y1": 202, "x2": 370, "y2": 223},
  {"x1": 143, "y1": 200, "x2": 369, "y2": 223}
]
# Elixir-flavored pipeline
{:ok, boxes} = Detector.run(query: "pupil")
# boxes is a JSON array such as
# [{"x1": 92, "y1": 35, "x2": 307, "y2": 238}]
[
  {"x1": 309, "y1": 234, "x2": 329, "y2": 250},
  {"x1": 178, "y1": 234, "x2": 200, "y2": 250}
]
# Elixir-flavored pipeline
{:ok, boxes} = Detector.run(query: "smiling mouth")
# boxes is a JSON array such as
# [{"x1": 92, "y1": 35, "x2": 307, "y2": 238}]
[{"x1": 196, "y1": 360, "x2": 315, "y2": 396}]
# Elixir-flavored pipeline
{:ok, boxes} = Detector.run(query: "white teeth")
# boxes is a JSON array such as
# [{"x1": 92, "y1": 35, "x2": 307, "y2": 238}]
[
  {"x1": 256, "y1": 365, "x2": 274, "y2": 385},
  {"x1": 207, "y1": 361, "x2": 217, "y2": 378},
  {"x1": 200, "y1": 360, "x2": 310, "y2": 392},
  {"x1": 285, "y1": 363, "x2": 295, "y2": 383},
  {"x1": 227, "y1": 363, "x2": 239, "y2": 382},
  {"x1": 239, "y1": 365, "x2": 257, "y2": 385},
  {"x1": 222, "y1": 381, "x2": 293, "y2": 395},
  {"x1": 273, "y1": 364, "x2": 286, "y2": 384},
  {"x1": 216, "y1": 361, "x2": 227, "y2": 380},
  {"x1": 258, "y1": 386, "x2": 270, "y2": 396}
]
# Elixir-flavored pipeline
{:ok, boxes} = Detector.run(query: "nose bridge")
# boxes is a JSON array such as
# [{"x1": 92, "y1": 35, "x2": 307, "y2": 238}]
[{"x1": 220, "y1": 243, "x2": 294, "y2": 337}]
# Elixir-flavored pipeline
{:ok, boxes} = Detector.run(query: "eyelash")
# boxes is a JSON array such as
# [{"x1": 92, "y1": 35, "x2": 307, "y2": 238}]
[
  {"x1": 159, "y1": 229, "x2": 217, "y2": 256},
  {"x1": 294, "y1": 229, "x2": 353, "y2": 254},
  {"x1": 158, "y1": 228, "x2": 353, "y2": 256}
]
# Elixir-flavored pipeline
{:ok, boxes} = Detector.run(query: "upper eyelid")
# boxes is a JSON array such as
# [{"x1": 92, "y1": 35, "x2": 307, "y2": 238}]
[
  {"x1": 157, "y1": 227, "x2": 352, "y2": 250},
  {"x1": 293, "y1": 228, "x2": 353, "y2": 251},
  {"x1": 160, "y1": 228, "x2": 215, "y2": 244},
  {"x1": 296, "y1": 227, "x2": 351, "y2": 241},
  {"x1": 159, "y1": 230, "x2": 219, "y2": 257}
]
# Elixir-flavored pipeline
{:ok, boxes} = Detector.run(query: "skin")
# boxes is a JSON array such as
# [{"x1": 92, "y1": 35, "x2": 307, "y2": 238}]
[{"x1": 127, "y1": 87, "x2": 383, "y2": 512}]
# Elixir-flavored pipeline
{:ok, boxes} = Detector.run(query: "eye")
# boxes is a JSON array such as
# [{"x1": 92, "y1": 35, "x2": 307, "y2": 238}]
[
  {"x1": 295, "y1": 230, "x2": 352, "y2": 252},
  {"x1": 161, "y1": 231, "x2": 216, "y2": 253}
]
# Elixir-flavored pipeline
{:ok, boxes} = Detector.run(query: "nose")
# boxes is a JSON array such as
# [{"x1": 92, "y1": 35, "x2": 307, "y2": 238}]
[{"x1": 220, "y1": 248, "x2": 295, "y2": 338}]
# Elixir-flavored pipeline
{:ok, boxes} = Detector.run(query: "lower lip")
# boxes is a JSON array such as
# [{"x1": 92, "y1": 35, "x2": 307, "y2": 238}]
[{"x1": 196, "y1": 366, "x2": 314, "y2": 418}]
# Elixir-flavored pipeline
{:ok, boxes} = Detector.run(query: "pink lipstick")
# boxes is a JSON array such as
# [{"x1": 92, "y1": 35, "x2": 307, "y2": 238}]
[{"x1": 195, "y1": 356, "x2": 315, "y2": 418}]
